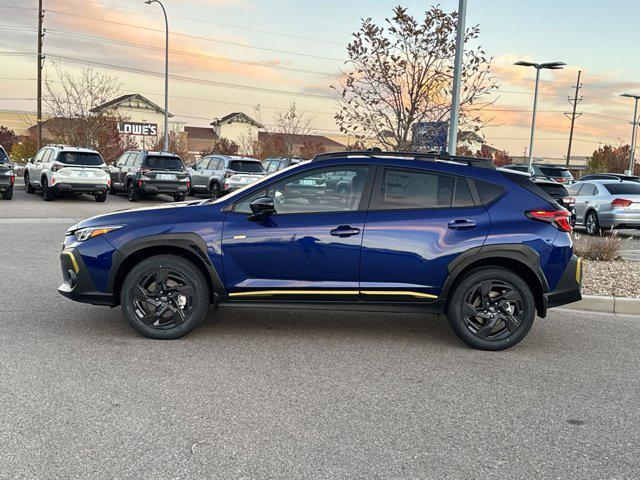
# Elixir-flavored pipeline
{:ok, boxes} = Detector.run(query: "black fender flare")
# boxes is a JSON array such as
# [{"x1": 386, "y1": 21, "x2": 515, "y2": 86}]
[{"x1": 107, "y1": 233, "x2": 226, "y2": 300}]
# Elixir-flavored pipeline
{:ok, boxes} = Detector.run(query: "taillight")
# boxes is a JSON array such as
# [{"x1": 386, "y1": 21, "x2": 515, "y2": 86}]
[
  {"x1": 555, "y1": 177, "x2": 567, "y2": 183},
  {"x1": 186, "y1": 181, "x2": 191, "y2": 189},
  {"x1": 611, "y1": 198, "x2": 633, "y2": 208},
  {"x1": 138, "y1": 180, "x2": 143, "y2": 188},
  {"x1": 10, "y1": 175, "x2": 15, "y2": 186},
  {"x1": 566, "y1": 196, "x2": 575, "y2": 207},
  {"x1": 107, "y1": 179, "x2": 111, "y2": 187},
  {"x1": 525, "y1": 209, "x2": 573, "y2": 232}
]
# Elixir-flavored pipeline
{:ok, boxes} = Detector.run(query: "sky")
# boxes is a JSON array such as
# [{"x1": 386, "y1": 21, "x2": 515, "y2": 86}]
[{"x1": 1, "y1": 0, "x2": 640, "y2": 158}]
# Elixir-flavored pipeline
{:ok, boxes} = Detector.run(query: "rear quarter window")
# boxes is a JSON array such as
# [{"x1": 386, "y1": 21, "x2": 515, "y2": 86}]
[{"x1": 475, "y1": 180, "x2": 505, "y2": 205}]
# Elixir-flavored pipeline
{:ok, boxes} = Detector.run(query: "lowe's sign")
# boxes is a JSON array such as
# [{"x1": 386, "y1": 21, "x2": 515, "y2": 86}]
[{"x1": 118, "y1": 122, "x2": 158, "y2": 136}]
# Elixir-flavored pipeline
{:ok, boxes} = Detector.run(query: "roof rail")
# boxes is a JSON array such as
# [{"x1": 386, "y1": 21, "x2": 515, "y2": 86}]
[{"x1": 312, "y1": 149, "x2": 495, "y2": 169}]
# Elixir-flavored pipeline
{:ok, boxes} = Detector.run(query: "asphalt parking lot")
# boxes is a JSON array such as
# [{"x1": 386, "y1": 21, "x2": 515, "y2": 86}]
[{"x1": 1, "y1": 187, "x2": 640, "y2": 479}]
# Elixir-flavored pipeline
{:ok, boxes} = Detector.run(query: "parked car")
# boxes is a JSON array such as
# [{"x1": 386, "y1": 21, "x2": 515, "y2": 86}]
[
  {"x1": 109, "y1": 150, "x2": 190, "y2": 202},
  {"x1": 263, "y1": 157, "x2": 305, "y2": 173},
  {"x1": 533, "y1": 179, "x2": 575, "y2": 226},
  {"x1": 503, "y1": 163, "x2": 574, "y2": 184},
  {"x1": 188, "y1": 155, "x2": 265, "y2": 198},
  {"x1": 24, "y1": 145, "x2": 110, "y2": 202},
  {"x1": 0, "y1": 145, "x2": 15, "y2": 200},
  {"x1": 578, "y1": 173, "x2": 640, "y2": 183},
  {"x1": 58, "y1": 150, "x2": 581, "y2": 351},
  {"x1": 568, "y1": 179, "x2": 640, "y2": 234}
]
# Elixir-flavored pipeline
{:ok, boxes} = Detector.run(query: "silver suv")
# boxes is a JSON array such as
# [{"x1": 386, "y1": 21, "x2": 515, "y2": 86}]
[
  {"x1": 188, "y1": 155, "x2": 265, "y2": 198},
  {"x1": 568, "y1": 180, "x2": 640, "y2": 234},
  {"x1": 24, "y1": 145, "x2": 110, "y2": 202}
]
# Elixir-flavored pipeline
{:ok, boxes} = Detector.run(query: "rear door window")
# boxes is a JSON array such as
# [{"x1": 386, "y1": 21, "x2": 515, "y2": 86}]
[
  {"x1": 567, "y1": 184, "x2": 583, "y2": 196},
  {"x1": 373, "y1": 169, "x2": 455, "y2": 210}
]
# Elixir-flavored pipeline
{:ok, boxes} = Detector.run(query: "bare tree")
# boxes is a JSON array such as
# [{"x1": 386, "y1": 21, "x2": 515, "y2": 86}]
[
  {"x1": 333, "y1": 6, "x2": 498, "y2": 151},
  {"x1": 254, "y1": 102, "x2": 315, "y2": 158}
]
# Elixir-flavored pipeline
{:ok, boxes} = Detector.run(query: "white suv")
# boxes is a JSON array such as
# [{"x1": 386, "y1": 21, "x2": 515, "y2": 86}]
[{"x1": 24, "y1": 145, "x2": 111, "y2": 202}]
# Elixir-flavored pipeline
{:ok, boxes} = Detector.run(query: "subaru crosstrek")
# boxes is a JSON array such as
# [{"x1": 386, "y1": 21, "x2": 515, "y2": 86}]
[{"x1": 58, "y1": 151, "x2": 582, "y2": 350}]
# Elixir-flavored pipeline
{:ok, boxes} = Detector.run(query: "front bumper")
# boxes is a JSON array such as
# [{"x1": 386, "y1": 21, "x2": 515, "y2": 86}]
[
  {"x1": 58, "y1": 248, "x2": 115, "y2": 306},
  {"x1": 543, "y1": 255, "x2": 582, "y2": 312},
  {"x1": 53, "y1": 182, "x2": 109, "y2": 195}
]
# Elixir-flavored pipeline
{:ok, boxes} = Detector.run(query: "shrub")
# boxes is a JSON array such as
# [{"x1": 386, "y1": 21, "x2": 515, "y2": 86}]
[{"x1": 573, "y1": 233, "x2": 622, "y2": 261}]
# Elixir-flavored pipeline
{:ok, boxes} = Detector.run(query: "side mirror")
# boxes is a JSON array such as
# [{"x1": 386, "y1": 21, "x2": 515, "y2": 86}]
[
  {"x1": 248, "y1": 196, "x2": 275, "y2": 221},
  {"x1": 28, "y1": 157, "x2": 34, "y2": 164}
]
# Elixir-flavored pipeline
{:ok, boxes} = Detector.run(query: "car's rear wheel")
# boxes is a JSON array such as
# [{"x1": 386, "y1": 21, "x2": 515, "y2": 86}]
[
  {"x1": 173, "y1": 193, "x2": 186, "y2": 202},
  {"x1": 41, "y1": 178, "x2": 55, "y2": 201},
  {"x1": 120, "y1": 255, "x2": 210, "y2": 339},
  {"x1": 24, "y1": 172, "x2": 35, "y2": 193},
  {"x1": 1, "y1": 187, "x2": 12, "y2": 200},
  {"x1": 95, "y1": 191, "x2": 107, "y2": 202},
  {"x1": 209, "y1": 182, "x2": 219, "y2": 199},
  {"x1": 447, "y1": 267, "x2": 535, "y2": 351},
  {"x1": 127, "y1": 182, "x2": 140, "y2": 202},
  {"x1": 585, "y1": 211, "x2": 601, "y2": 235}
]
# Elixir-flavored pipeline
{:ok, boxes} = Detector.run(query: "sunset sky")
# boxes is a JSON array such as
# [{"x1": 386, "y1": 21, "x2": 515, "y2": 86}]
[{"x1": 2, "y1": 0, "x2": 640, "y2": 158}]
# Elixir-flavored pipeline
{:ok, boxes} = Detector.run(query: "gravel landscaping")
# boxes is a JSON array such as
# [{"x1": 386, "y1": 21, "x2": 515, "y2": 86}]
[{"x1": 582, "y1": 260, "x2": 640, "y2": 298}]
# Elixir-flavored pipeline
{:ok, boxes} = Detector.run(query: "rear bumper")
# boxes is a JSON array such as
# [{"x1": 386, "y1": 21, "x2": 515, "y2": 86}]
[
  {"x1": 53, "y1": 182, "x2": 109, "y2": 195},
  {"x1": 58, "y1": 248, "x2": 115, "y2": 306},
  {"x1": 139, "y1": 180, "x2": 188, "y2": 195},
  {"x1": 543, "y1": 255, "x2": 582, "y2": 312},
  {"x1": 598, "y1": 211, "x2": 640, "y2": 229}
]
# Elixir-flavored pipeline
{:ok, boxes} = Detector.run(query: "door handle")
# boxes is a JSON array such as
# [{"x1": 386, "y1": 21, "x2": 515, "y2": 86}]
[
  {"x1": 448, "y1": 219, "x2": 477, "y2": 230},
  {"x1": 330, "y1": 225, "x2": 361, "y2": 237}
]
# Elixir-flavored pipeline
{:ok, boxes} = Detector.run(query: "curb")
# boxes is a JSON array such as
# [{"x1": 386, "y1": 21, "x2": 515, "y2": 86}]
[{"x1": 560, "y1": 295, "x2": 640, "y2": 315}]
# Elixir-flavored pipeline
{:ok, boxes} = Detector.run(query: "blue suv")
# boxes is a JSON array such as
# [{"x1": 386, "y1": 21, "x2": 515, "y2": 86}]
[{"x1": 58, "y1": 151, "x2": 582, "y2": 350}]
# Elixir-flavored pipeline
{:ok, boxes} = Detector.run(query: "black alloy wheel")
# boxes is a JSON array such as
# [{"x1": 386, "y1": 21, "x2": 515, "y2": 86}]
[
  {"x1": 25, "y1": 172, "x2": 35, "y2": 193},
  {"x1": 121, "y1": 255, "x2": 210, "y2": 339},
  {"x1": 210, "y1": 182, "x2": 219, "y2": 199},
  {"x1": 447, "y1": 267, "x2": 535, "y2": 350},
  {"x1": 461, "y1": 280, "x2": 524, "y2": 341}
]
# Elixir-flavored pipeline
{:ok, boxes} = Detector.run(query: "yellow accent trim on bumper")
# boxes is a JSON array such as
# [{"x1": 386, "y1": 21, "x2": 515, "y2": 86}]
[
  {"x1": 62, "y1": 250, "x2": 79, "y2": 274},
  {"x1": 576, "y1": 258, "x2": 582, "y2": 284},
  {"x1": 229, "y1": 290, "x2": 359, "y2": 297},
  {"x1": 360, "y1": 290, "x2": 438, "y2": 299},
  {"x1": 233, "y1": 235, "x2": 247, "y2": 240}
]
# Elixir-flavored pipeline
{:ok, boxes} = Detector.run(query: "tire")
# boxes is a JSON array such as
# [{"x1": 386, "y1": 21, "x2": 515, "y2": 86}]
[
  {"x1": 127, "y1": 182, "x2": 140, "y2": 202},
  {"x1": 24, "y1": 172, "x2": 35, "y2": 193},
  {"x1": 173, "y1": 193, "x2": 186, "y2": 202},
  {"x1": 446, "y1": 267, "x2": 536, "y2": 351},
  {"x1": 1, "y1": 187, "x2": 13, "y2": 200},
  {"x1": 585, "y1": 211, "x2": 601, "y2": 236},
  {"x1": 41, "y1": 178, "x2": 55, "y2": 201},
  {"x1": 109, "y1": 184, "x2": 116, "y2": 194},
  {"x1": 187, "y1": 187, "x2": 196, "y2": 197},
  {"x1": 95, "y1": 191, "x2": 107, "y2": 202},
  {"x1": 120, "y1": 254, "x2": 210, "y2": 339},
  {"x1": 209, "y1": 182, "x2": 219, "y2": 199}
]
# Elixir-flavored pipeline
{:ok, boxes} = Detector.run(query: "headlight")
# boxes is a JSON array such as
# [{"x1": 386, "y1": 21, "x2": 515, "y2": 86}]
[{"x1": 73, "y1": 225, "x2": 122, "y2": 241}]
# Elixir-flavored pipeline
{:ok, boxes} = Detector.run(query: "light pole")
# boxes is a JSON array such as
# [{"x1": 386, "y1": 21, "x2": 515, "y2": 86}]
[
  {"x1": 447, "y1": 0, "x2": 467, "y2": 155},
  {"x1": 621, "y1": 93, "x2": 640, "y2": 175},
  {"x1": 514, "y1": 61, "x2": 566, "y2": 172},
  {"x1": 145, "y1": 0, "x2": 169, "y2": 152}
]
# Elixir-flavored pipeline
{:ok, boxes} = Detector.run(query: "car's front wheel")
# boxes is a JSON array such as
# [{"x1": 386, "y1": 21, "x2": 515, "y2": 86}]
[
  {"x1": 24, "y1": 172, "x2": 35, "y2": 193},
  {"x1": 120, "y1": 255, "x2": 210, "y2": 339},
  {"x1": 446, "y1": 267, "x2": 535, "y2": 351}
]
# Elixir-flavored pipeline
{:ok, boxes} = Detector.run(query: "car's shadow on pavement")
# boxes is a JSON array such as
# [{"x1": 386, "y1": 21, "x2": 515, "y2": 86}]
[{"x1": 80, "y1": 305, "x2": 462, "y2": 349}]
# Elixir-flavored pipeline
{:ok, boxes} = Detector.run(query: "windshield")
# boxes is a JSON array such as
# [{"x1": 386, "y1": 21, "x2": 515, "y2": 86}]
[
  {"x1": 0, "y1": 147, "x2": 8, "y2": 163},
  {"x1": 229, "y1": 160, "x2": 264, "y2": 173},
  {"x1": 58, "y1": 152, "x2": 104, "y2": 166},
  {"x1": 144, "y1": 156, "x2": 185, "y2": 171},
  {"x1": 539, "y1": 167, "x2": 573, "y2": 178},
  {"x1": 604, "y1": 183, "x2": 640, "y2": 195}
]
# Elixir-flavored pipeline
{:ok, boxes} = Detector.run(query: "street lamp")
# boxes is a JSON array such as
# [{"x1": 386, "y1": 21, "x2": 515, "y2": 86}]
[
  {"x1": 145, "y1": 0, "x2": 169, "y2": 152},
  {"x1": 514, "y1": 61, "x2": 566, "y2": 172},
  {"x1": 620, "y1": 93, "x2": 640, "y2": 175},
  {"x1": 447, "y1": 0, "x2": 467, "y2": 155}
]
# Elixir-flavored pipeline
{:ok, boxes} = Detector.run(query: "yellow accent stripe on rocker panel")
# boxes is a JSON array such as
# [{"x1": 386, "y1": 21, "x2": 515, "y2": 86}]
[{"x1": 360, "y1": 290, "x2": 438, "y2": 299}]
